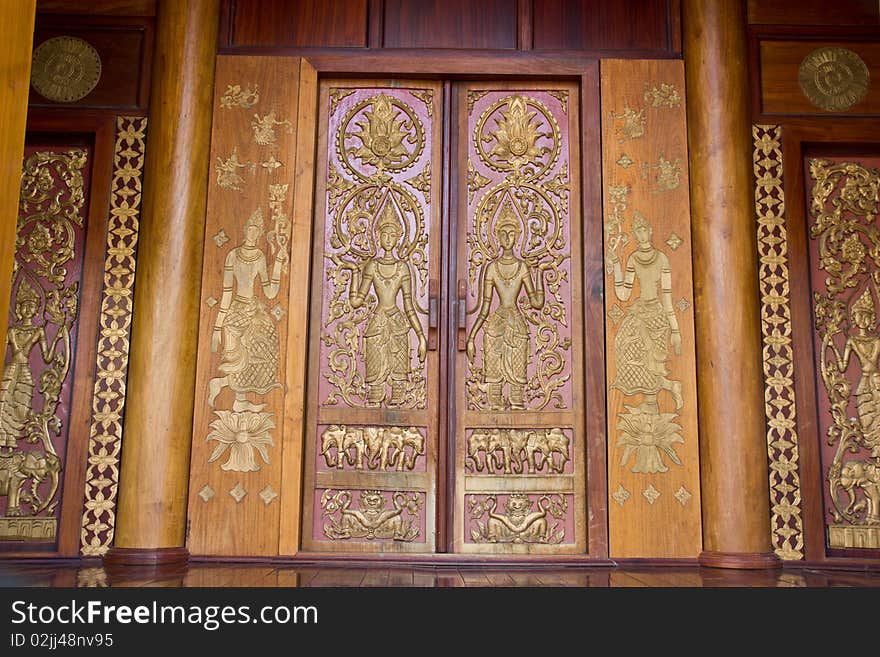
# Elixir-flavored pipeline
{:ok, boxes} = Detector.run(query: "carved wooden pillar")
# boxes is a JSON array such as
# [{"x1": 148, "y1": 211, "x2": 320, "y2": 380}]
[
  {"x1": 105, "y1": 0, "x2": 220, "y2": 567},
  {"x1": 0, "y1": 1, "x2": 36, "y2": 365},
  {"x1": 683, "y1": 0, "x2": 780, "y2": 569}
]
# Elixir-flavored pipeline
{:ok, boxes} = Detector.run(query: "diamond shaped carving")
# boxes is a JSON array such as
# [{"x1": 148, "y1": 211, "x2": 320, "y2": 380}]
[
  {"x1": 229, "y1": 483, "x2": 247, "y2": 503},
  {"x1": 198, "y1": 485, "x2": 215, "y2": 502},
  {"x1": 607, "y1": 304, "x2": 624, "y2": 324},
  {"x1": 205, "y1": 296, "x2": 218, "y2": 308},
  {"x1": 612, "y1": 484, "x2": 631, "y2": 507},
  {"x1": 666, "y1": 232, "x2": 683, "y2": 250},
  {"x1": 676, "y1": 297, "x2": 691, "y2": 313},
  {"x1": 271, "y1": 304, "x2": 286, "y2": 321},
  {"x1": 616, "y1": 154, "x2": 634, "y2": 169},
  {"x1": 643, "y1": 484, "x2": 661, "y2": 505},
  {"x1": 259, "y1": 485, "x2": 278, "y2": 506},
  {"x1": 675, "y1": 486, "x2": 692, "y2": 507},
  {"x1": 212, "y1": 229, "x2": 230, "y2": 247}
]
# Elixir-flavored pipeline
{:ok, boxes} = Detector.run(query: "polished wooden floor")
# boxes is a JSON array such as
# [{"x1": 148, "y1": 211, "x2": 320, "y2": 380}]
[{"x1": 2, "y1": 560, "x2": 880, "y2": 587}]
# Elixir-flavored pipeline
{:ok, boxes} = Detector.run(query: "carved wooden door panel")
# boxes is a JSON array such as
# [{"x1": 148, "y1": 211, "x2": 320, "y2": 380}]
[
  {"x1": 302, "y1": 79, "x2": 588, "y2": 556},
  {"x1": 301, "y1": 80, "x2": 442, "y2": 553},
  {"x1": 453, "y1": 82, "x2": 587, "y2": 554}
]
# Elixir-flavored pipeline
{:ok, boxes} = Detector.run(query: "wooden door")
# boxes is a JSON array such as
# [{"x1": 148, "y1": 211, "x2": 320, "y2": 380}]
[
  {"x1": 301, "y1": 80, "x2": 443, "y2": 553},
  {"x1": 301, "y1": 78, "x2": 588, "y2": 556},
  {"x1": 452, "y1": 82, "x2": 587, "y2": 554}
]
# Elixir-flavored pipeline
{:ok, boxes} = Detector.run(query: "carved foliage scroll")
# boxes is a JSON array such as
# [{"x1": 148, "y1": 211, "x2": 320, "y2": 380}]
[
  {"x1": 808, "y1": 156, "x2": 880, "y2": 550},
  {"x1": 1, "y1": 146, "x2": 89, "y2": 542}
]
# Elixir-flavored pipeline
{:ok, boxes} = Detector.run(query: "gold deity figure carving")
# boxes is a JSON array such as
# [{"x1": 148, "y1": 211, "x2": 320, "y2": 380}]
[
  {"x1": 208, "y1": 208, "x2": 284, "y2": 410},
  {"x1": 608, "y1": 212, "x2": 682, "y2": 414},
  {"x1": 835, "y1": 289, "x2": 880, "y2": 447},
  {"x1": 0, "y1": 280, "x2": 65, "y2": 450},
  {"x1": 349, "y1": 203, "x2": 426, "y2": 407},
  {"x1": 467, "y1": 201, "x2": 548, "y2": 410}
]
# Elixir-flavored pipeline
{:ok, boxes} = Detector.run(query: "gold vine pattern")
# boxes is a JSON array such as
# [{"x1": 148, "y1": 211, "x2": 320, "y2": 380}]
[
  {"x1": 809, "y1": 157, "x2": 880, "y2": 544},
  {"x1": 80, "y1": 117, "x2": 146, "y2": 556},
  {"x1": 753, "y1": 125, "x2": 803, "y2": 560},
  {"x1": 321, "y1": 91, "x2": 430, "y2": 409},
  {"x1": 466, "y1": 93, "x2": 571, "y2": 411}
]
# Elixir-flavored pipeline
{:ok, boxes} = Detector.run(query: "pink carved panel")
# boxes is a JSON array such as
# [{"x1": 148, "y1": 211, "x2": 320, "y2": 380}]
[
  {"x1": 464, "y1": 90, "x2": 574, "y2": 411},
  {"x1": 464, "y1": 492, "x2": 575, "y2": 544},
  {"x1": 315, "y1": 424, "x2": 427, "y2": 473},
  {"x1": 312, "y1": 488, "x2": 427, "y2": 543},
  {"x1": 318, "y1": 87, "x2": 435, "y2": 410}
]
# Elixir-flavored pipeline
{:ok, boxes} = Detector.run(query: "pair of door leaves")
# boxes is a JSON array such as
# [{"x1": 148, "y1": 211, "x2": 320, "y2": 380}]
[{"x1": 302, "y1": 80, "x2": 587, "y2": 554}]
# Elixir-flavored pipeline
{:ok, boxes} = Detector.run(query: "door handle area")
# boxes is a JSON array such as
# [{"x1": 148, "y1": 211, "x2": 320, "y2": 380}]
[
  {"x1": 457, "y1": 279, "x2": 467, "y2": 351},
  {"x1": 427, "y1": 279, "x2": 438, "y2": 351}
]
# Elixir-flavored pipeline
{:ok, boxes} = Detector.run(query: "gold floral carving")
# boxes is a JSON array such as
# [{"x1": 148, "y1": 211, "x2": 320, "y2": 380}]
[
  {"x1": 405, "y1": 163, "x2": 431, "y2": 196},
  {"x1": 329, "y1": 88, "x2": 356, "y2": 116},
  {"x1": 753, "y1": 125, "x2": 804, "y2": 560},
  {"x1": 220, "y1": 84, "x2": 259, "y2": 109},
  {"x1": 468, "y1": 493, "x2": 567, "y2": 544},
  {"x1": 320, "y1": 425, "x2": 425, "y2": 471},
  {"x1": 799, "y1": 47, "x2": 870, "y2": 112},
  {"x1": 548, "y1": 90, "x2": 568, "y2": 113},
  {"x1": 466, "y1": 94, "x2": 570, "y2": 411},
  {"x1": 467, "y1": 90, "x2": 490, "y2": 114},
  {"x1": 809, "y1": 157, "x2": 880, "y2": 545},
  {"x1": 80, "y1": 117, "x2": 146, "y2": 556},
  {"x1": 30, "y1": 36, "x2": 101, "y2": 103},
  {"x1": 321, "y1": 489, "x2": 423, "y2": 541},
  {"x1": 643, "y1": 82, "x2": 681, "y2": 108},
  {"x1": 322, "y1": 92, "x2": 429, "y2": 409},
  {"x1": 410, "y1": 89, "x2": 433, "y2": 117},
  {"x1": 1, "y1": 148, "x2": 87, "y2": 540},
  {"x1": 467, "y1": 159, "x2": 491, "y2": 203},
  {"x1": 465, "y1": 427, "x2": 570, "y2": 474}
]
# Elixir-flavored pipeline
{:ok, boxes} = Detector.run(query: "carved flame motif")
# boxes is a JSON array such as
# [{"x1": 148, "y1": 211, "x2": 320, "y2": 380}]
[
  {"x1": 809, "y1": 159, "x2": 880, "y2": 543},
  {"x1": 487, "y1": 95, "x2": 547, "y2": 172}
]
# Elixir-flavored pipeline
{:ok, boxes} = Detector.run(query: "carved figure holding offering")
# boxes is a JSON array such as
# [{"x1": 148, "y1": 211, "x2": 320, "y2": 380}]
[
  {"x1": 208, "y1": 208, "x2": 284, "y2": 410},
  {"x1": 608, "y1": 212, "x2": 682, "y2": 414},
  {"x1": 467, "y1": 200, "x2": 548, "y2": 410},
  {"x1": 349, "y1": 202, "x2": 426, "y2": 407}
]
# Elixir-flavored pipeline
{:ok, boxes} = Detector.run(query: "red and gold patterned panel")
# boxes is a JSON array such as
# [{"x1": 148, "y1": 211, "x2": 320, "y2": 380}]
[
  {"x1": 0, "y1": 144, "x2": 91, "y2": 544},
  {"x1": 600, "y1": 60, "x2": 701, "y2": 558},
  {"x1": 807, "y1": 155, "x2": 880, "y2": 551},
  {"x1": 454, "y1": 82, "x2": 586, "y2": 554},
  {"x1": 188, "y1": 56, "x2": 301, "y2": 556},
  {"x1": 302, "y1": 81, "x2": 442, "y2": 553}
]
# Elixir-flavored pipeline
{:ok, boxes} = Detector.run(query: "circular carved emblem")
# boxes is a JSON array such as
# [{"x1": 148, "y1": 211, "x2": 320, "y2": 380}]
[
  {"x1": 798, "y1": 47, "x2": 870, "y2": 112},
  {"x1": 30, "y1": 36, "x2": 102, "y2": 103}
]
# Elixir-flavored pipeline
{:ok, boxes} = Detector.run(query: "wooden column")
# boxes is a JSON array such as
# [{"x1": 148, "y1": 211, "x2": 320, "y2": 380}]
[
  {"x1": 105, "y1": 0, "x2": 220, "y2": 567},
  {"x1": 682, "y1": 0, "x2": 780, "y2": 569},
  {"x1": 0, "y1": 1, "x2": 36, "y2": 367}
]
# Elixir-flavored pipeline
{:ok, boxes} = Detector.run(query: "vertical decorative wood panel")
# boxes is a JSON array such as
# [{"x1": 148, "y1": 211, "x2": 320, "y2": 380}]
[
  {"x1": 806, "y1": 155, "x2": 880, "y2": 551},
  {"x1": 230, "y1": 0, "x2": 368, "y2": 48},
  {"x1": 753, "y1": 124, "x2": 804, "y2": 561},
  {"x1": 382, "y1": 0, "x2": 517, "y2": 50},
  {"x1": 302, "y1": 80, "x2": 442, "y2": 554},
  {"x1": 80, "y1": 116, "x2": 147, "y2": 556},
  {"x1": 454, "y1": 82, "x2": 586, "y2": 554},
  {"x1": 187, "y1": 56, "x2": 300, "y2": 556},
  {"x1": 0, "y1": 144, "x2": 90, "y2": 544},
  {"x1": 600, "y1": 59, "x2": 701, "y2": 558}
]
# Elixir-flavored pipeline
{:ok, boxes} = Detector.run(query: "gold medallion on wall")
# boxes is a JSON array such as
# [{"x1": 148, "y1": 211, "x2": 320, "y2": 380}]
[
  {"x1": 30, "y1": 36, "x2": 102, "y2": 104},
  {"x1": 798, "y1": 47, "x2": 870, "y2": 113}
]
